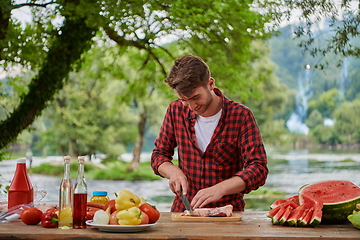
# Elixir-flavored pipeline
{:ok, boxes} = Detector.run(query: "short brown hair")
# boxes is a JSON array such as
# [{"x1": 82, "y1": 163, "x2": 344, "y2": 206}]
[{"x1": 164, "y1": 55, "x2": 210, "y2": 96}]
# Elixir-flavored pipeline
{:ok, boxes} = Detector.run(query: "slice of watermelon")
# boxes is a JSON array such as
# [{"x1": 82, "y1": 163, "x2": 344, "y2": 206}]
[
  {"x1": 267, "y1": 198, "x2": 299, "y2": 220},
  {"x1": 286, "y1": 203, "x2": 308, "y2": 226},
  {"x1": 269, "y1": 199, "x2": 287, "y2": 209},
  {"x1": 299, "y1": 180, "x2": 360, "y2": 223},
  {"x1": 305, "y1": 207, "x2": 315, "y2": 225},
  {"x1": 267, "y1": 205, "x2": 282, "y2": 219},
  {"x1": 300, "y1": 193, "x2": 323, "y2": 227},
  {"x1": 279, "y1": 205, "x2": 293, "y2": 225},
  {"x1": 288, "y1": 195, "x2": 300, "y2": 205},
  {"x1": 310, "y1": 203, "x2": 323, "y2": 227},
  {"x1": 270, "y1": 195, "x2": 299, "y2": 209},
  {"x1": 271, "y1": 205, "x2": 287, "y2": 224},
  {"x1": 296, "y1": 207, "x2": 309, "y2": 226},
  {"x1": 297, "y1": 207, "x2": 313, "y2": 226}
]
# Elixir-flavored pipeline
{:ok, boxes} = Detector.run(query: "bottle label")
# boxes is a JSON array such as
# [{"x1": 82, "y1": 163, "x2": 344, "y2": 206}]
[{"x1": 8, "y1": 190, "x2": 34, "y2": 209}]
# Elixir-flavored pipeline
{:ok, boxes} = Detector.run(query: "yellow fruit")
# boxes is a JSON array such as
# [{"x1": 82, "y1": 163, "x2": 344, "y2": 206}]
[{"x1": 59, "y1": 206, "x2": 73, "y2": 226}]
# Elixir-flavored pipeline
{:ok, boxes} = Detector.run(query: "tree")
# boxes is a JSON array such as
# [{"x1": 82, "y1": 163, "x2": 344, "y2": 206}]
[
  {"x1": 0, "y1": 0, "x2": 98, "y2": 151},
  {"x1": 36, "y1": 47, "x2": 140, "y2": 158},
  {"x1": 334, "y1": 99, "x2": 360, "y2": 144},
  {"x1": 241, "y1": 41, "x2": 289, "y2": 143},
  {"x1": 310, "y1": 125, "x2": 339, "y2": 145},
  {"x1": 1, "y1": 1, "x2": 272, "y2": 158},
  {"x1": 267, "y1": 0, "x2": 360, "y2": 68},
  {"x1": 306, "y1": 109, "x2": 323, "y2": 129},
  {"x1": 307, "y1": 89, "x2": 340, "y2": 119},
  {"x1": 345, "y1": 55, "x2": 360, "y2": 101},
  {"x1": 95, "y1": 46, "x2": 173, "y2": 170}
]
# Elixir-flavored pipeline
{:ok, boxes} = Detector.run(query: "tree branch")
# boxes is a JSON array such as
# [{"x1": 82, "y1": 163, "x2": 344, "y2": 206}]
[
  {"x1": 103, "y1": 25, "x2": 148, "y2": 50},
  {"x1": 12, "y1": 1, "x2": 55, "y2": 10}
]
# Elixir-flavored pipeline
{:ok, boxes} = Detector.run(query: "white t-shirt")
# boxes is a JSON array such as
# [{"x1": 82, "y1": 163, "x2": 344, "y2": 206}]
[{"x1": 194, "y1": 109, "x2": 222, "y2": 152}]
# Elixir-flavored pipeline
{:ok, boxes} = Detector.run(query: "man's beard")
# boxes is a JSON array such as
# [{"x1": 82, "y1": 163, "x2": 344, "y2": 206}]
[{"x1": 195, "y1": 90, "x2": 213, "y2": 116}]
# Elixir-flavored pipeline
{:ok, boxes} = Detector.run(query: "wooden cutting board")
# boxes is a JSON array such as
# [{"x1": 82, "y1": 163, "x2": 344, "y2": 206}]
[{"x1": 171, "y1": 212, "x2": 242, "y2": 222}]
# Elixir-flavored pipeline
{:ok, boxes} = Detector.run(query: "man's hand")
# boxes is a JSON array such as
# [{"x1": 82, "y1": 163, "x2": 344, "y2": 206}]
[
  {"x1": 158, "y1": 162, "x2": 189, "y2": 196},
  {"x1": 191, "y1": 185, "x2": 225, "y2": 209},
  {"x1": 191, "y1": 176, "x2": 247, "y2": 209}
]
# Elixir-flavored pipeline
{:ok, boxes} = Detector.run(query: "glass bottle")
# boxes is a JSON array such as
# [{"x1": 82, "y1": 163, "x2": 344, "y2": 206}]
[
  {"x1": 58, "y1": 156, "x2": 73, "y2": 229},
  {"x1": 8, "y1": 158, "x2": 34, "y2": 209},
  {"x1": 73, "y1": 156, "x2": 87, "y2": 229}
]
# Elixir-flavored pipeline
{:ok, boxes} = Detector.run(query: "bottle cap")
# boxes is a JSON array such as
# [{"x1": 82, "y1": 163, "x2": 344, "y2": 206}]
[
  {"x1": 64, "y1": 156, "x2": 71, "y2": 164},
  {"x1": 78, "y1": 156, "x2": 85, "y2": 164},
  {"x1": 93, "y1": 191, "x2": 107, "y2": 196},
  {"x1": 17, "y1": 158, "x2": 26, "y2": 164}
]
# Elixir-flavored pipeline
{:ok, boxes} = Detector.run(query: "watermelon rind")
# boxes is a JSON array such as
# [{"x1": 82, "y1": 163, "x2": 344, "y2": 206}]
[
  {"x1": 309, "y1": 214, "x2": 321, "y2": 227},
  {"x1": 322, "y1": 199, "x2": 360, "y2": 223},
  {"x1": 299, "y1": 180, "x2": 360, "y2": 223}
]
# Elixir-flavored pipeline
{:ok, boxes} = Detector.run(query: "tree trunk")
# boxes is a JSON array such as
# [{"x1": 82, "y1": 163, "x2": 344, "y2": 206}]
[
  {"x1": 69, "y1": 138, "x2": 78, "y2": 159},
  {"x1": 128, "y1": 110, "x2": 148, "y2": 171},
  {"x1": 0, "y1": 5, "x2": 97, "y2": 149},
  {"x1": 0, "y1": 1, "x2": 11, "y2": 60}
]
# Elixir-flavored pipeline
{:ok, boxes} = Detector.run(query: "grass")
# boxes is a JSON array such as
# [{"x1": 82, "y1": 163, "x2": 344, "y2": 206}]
[
  {"x1": 91, "y1": 161, "x2": 162, "y2": 181},
  {"x1": 31, "y1": 159, "x2": 162, "y2": 181},
  {"x1": 246, "y1": 187, "x2": 287, "y2": 199},
  {"x1": 244, "y1": 187, "x2": 287, "y2": 211}
]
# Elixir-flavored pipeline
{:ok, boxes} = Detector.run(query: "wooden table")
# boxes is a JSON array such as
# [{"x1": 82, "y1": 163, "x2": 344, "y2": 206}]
[{"x1": 0, "y1": 211, "x2": 359, "y2": 240}]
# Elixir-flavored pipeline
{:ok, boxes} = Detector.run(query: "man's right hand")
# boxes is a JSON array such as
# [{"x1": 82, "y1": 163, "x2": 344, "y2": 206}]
[{"x1": 158, "y1": 162, "x2": 189, "y2": 197}]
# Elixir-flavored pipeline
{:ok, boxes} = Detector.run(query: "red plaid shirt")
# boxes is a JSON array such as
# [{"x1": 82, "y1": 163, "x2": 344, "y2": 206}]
[{"x1": 151, "y1": 88, "x2": 268, "y2": 212}]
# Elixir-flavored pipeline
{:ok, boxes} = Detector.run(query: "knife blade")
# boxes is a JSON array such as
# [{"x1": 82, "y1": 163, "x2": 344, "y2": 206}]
[{"x1": 180, "y1": 191, "x2": 193, "y2": 214}]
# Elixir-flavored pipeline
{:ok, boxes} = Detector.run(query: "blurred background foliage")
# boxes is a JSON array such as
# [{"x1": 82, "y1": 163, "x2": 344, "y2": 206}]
[{"x1": 1, "y1": 0, "x2": 360, "y2": 166}]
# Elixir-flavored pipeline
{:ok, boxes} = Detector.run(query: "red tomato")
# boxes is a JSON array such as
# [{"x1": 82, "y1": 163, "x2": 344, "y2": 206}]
[
  {"x1": 46, "y1": 207, "x2": 58, "y2": 215},
  {"x1": 103, "y1": 199, "x2": 116, "y2": 214},
  {"x1": 140, "y1": 211, "x2": 149, "y2": 225},
  {"x1": 139, "y1": 203, "x2": 160, "y2": 224},
  {"x1": 86, "y1": 211, "x2": 95, "y2": 220},
  {"x1": 21, "y1": 207, "x2": 43, "y2": 225}
]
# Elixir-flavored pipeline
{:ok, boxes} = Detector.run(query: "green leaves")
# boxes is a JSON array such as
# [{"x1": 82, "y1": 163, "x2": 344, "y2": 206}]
[
  {"x1": 0, "y1": 0, "x2": 275, "y2": 155},
  {"x1": 334, "y1": 99, "x2": 360, "y2": 143},
  {"x1": 267, "y1": 0, "x2": 360, "y2": 66}
]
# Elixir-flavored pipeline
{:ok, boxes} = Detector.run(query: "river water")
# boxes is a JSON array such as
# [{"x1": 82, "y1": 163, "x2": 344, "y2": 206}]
[
  {"x1": 1, "y1": 150, "x2": 360, "y2": 212},
  {"x1": 0, "y1": 157, "x2": 173, "y2": 212}
]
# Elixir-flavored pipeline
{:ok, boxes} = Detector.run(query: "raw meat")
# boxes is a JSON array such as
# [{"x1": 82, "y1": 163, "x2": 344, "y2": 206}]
[{"x1": 181, "y1": 205, "x2": 233, "y2": 217}]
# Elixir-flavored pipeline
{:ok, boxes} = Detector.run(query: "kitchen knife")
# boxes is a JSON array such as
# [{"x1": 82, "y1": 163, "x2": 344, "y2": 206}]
[{"x1": 180, "y1": 191, "x2": 193, "y2": 214}]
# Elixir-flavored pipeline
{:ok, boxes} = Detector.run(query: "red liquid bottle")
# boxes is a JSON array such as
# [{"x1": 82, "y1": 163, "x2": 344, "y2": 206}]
[
  {"x1": 73, "y1": 156, "x2": 87, "y2": 229},
  {"x1": 8, "y1": 158, "x2": 34, "y2": 209}
]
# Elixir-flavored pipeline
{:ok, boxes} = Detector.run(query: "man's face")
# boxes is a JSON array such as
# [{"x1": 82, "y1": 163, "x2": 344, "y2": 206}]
[{"x1": 175, "y1": 79, "x2": 214, "y2": 117}]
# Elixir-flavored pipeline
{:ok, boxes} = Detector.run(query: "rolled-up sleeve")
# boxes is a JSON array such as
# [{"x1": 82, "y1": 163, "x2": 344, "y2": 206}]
[
  {"x1": 151, "y1": 105, "x2": 177, "y2": 176},
  {"x1": 235, "y1": 109, "x2": 268, "y2": 193}
]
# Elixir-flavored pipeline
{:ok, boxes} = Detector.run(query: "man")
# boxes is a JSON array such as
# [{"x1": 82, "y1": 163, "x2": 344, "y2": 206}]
[{"x1": 151, "y1": 55, "x2": 268, "y2": 212}]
